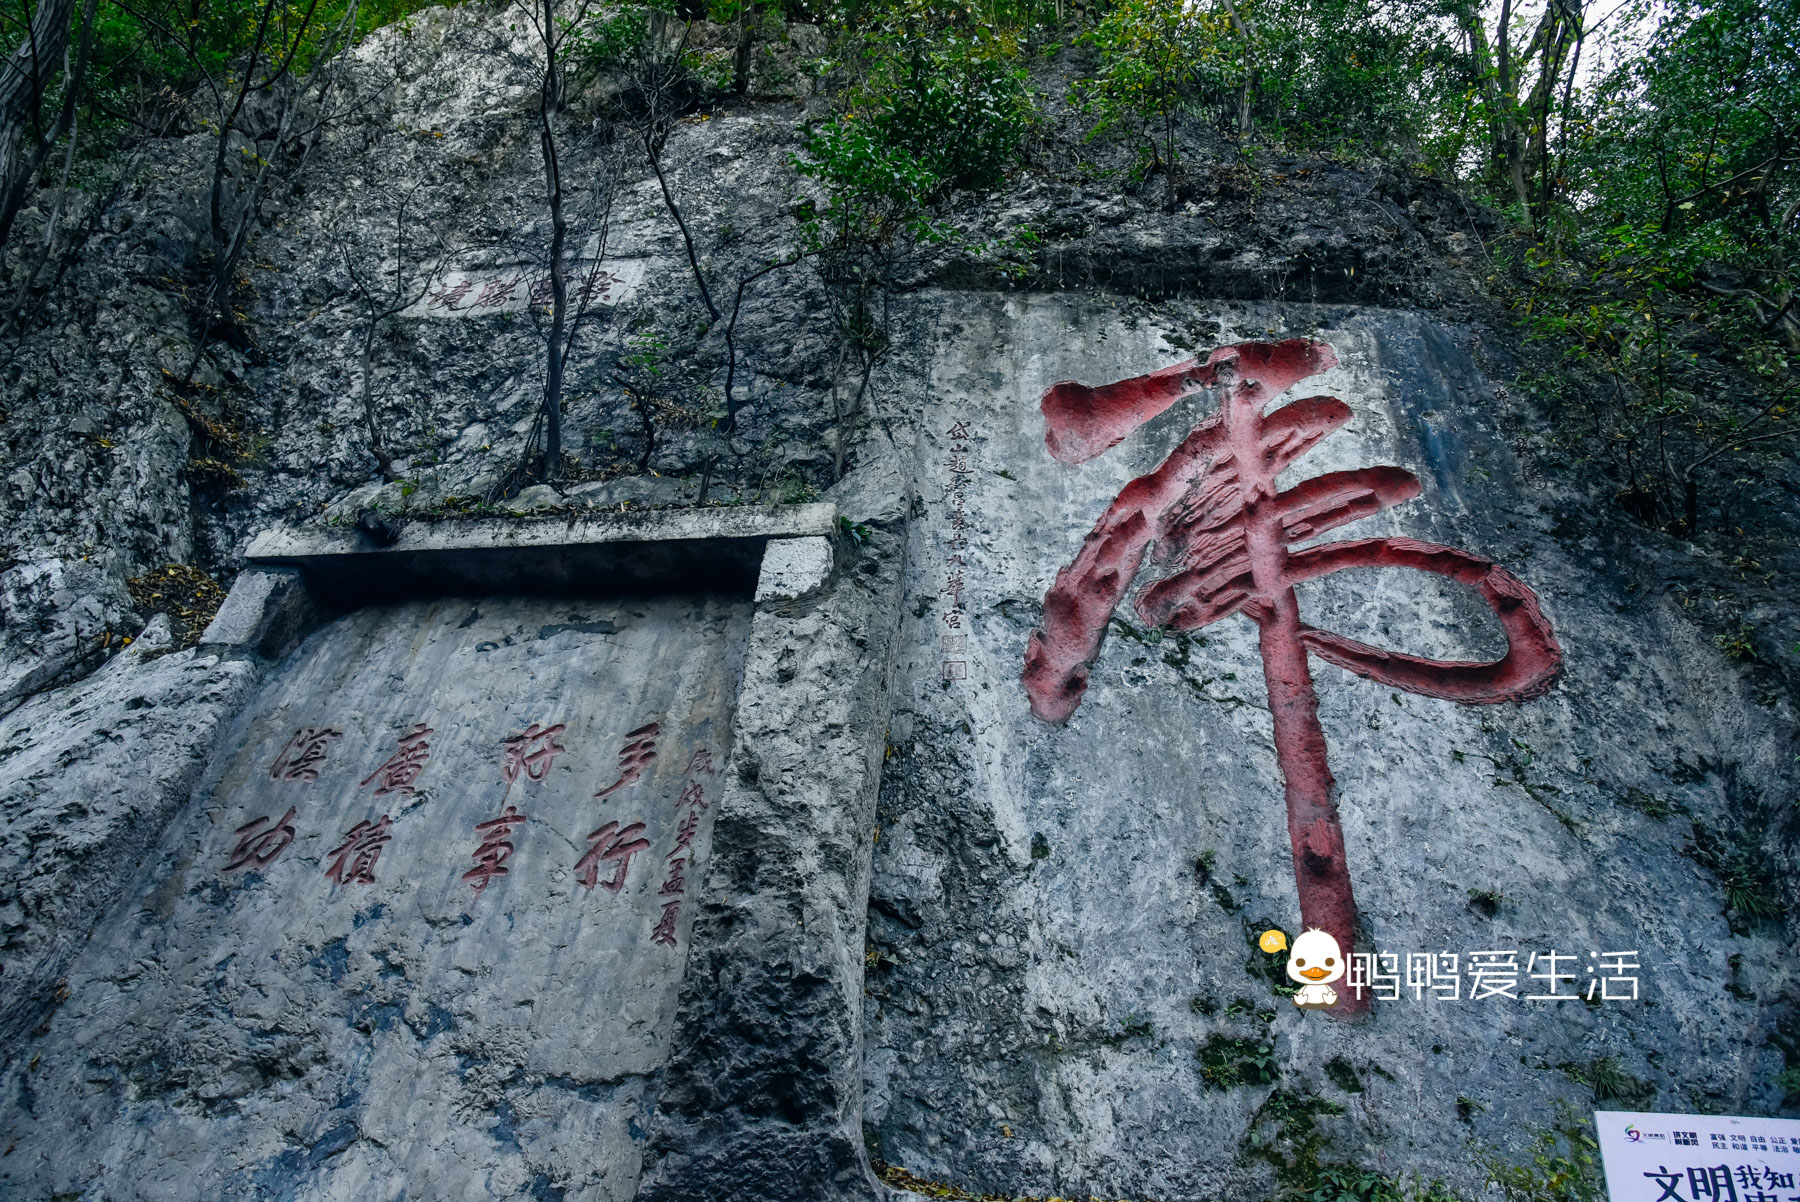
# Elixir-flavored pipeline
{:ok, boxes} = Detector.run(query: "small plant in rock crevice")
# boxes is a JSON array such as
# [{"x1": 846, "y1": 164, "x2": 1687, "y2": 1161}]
[
  {"x1": 1244, "y1": 920, "x2": 1301, "y2": 998},
  {"x1": 1685, "y1": 817, "x2": 1785, "y2": 927},
  {"x1": 1466, "y1": 888, "x2": 1505, "y2": 918},
  {"x1": 1304, "y1": 1164, "x2": 1467, "y2": 1201},
  {"x1": 837, "y1": 515, "x2": 873, "y2": 546},
  {"x1": 1241, "y1": 1086, "x2": 1346, "y2": 1190},
  {"x1": 1716, "y1": 625, "x2": 1758, "y2": 661},
  {"x1": 1323, "y1": 1055, "x2": 1362, "y2": 1093},
  {"x1": 1482, "y1": 1103, "x2": 1604, "y2": 1202},
  {"x1": 772, "y1": 468, "x2": 820, "y2": 504},
  {"x1": 1197, "y1": 1031, "x2": 1279, "y2": 1089},
  {"x1": 1587, "y1": 1056, "x2": 1656, "y2": 1108},
  {"x1": 1617, "y1": 788, "x2": 1678, "y2": 820}
]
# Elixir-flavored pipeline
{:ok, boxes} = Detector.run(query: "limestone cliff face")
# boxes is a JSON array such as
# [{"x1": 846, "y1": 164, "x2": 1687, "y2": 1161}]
[
  {"x1": 0, "y1": 3, "x2": 1480, "y2": 708},
  {"x1": 864, "y1": 298, "x2": 1799, "y2": 1198},
  {"x1": 0, "y1": 5, "x2": 1794, "y2": 1201}
]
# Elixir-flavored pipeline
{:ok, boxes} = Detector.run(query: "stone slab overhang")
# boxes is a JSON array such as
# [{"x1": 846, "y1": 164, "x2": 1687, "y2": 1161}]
[
  {"x1": 185, "y1": 494, "x2": 898, "y2": 1201},
  {"x1": 243, "y1": 503, "x2": 839, "y2": 605}
]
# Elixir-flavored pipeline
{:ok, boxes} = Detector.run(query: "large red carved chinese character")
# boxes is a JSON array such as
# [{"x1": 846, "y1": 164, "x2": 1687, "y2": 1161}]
[
  {"x1": 269, "y1": 727, "x2": 342, "y2": 782},
  {"x1": 574, "y1": 820, "x2": 650, "y2": 892},
  {"x1": 1023, "y1": 339, "x2": 1562, "y2": 1016},
  {"x1": 595, "y1": 722, "x2": 660, "y2": 799},
  {"x1": 226, "y1": 807, "x2": 298, "y2": 871},
  {"x1": 501, "y1": 722, "x2": 567, "y2": 794},
  {"x1": 325, "y1": 816, "x2": 393, "y2": 886},
  {"x1": 464, "y1": 806, "x2": 526, "y2": 901},
  {"x1": 360, "y1": 723, "x2": 434, "y2": 796}
]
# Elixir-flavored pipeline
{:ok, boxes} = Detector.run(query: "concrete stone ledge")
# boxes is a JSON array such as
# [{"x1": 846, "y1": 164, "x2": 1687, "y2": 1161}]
[
  {"x1": 755, "y1": 536, "x2": 837, "y2": 603},
  {"x1": 245, "y1": 503, "x2": 838, "y2": 605},
  {"x1": 196, "y1": 567, "x2": 318, "y2": 661}
]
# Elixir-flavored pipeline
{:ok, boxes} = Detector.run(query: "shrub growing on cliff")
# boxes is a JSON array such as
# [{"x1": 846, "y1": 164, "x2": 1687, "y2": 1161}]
[
  {"x1": 794, "y1": 0, "x2": 1034, "y2": 476},
  {"x1": 795, "y1": 116, "x2": 946, "y2": 253},
  {"x1": 1195, "y1": 1031, "x2": 1279, "y2": 1088},
  {"x1": 1075, "y1": 0, "x2": 1238, "y2": 210},
  {"x1": 863, "y1": 30, "x2": 1032, "y2": 193},
  {"x1": 1482, "y1": 1105, "x2": 1604, "y2": 1202},
  {"x1": 799, "y1": 4, "x2": 1033, "y2": 215},
  {"x1": 1502, "y1": 0, "x2": 1800, "y2": 535},
  {"x1": 1305, "y1": 1165, "x2": 1466, "y2": 1201}
]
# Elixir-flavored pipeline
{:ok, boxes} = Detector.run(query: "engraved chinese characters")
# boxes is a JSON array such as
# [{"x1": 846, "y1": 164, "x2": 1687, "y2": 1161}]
[
  {"x1": 576, "y1": 821, "x2": 651, "y2": 892},
  {"x1": 268, "y1": 727, "x2": 342, "y2": 782},
  {"x1": 941, "y1": 419, "x2": 976, "y2": 682},
  {"x1": 225, "y1": 721, "x2": 424, "y2": 884},
  {"x1": 225, "y1": 807, "x2": 298, "y2": 871},
  {"x1": 325, "y1": 817, "x2": 393, "y2": 886},
  {"x1": 464, "y1": 805, "x2": 526, "y2": 899},
  {"x1": 1023, "y1": 340, "x2": 1563, "y2": 1016},
  {"x1": 224, "y1": 712, "x2": 719, "y2": 946},
  {"x1": 2, "y1": 595, "x2": 750, "y2": 1199},
  {"x1": 414, "y1": 259, "x2": 645, "y2": 317},
  {"x1": 360, "y1": 723, "x2": 434, "y2": 796},
  {"x1": 652, "y1": 750, "x2": 714, "y2": 946},
  {"x1": 464, "y1": 721, "x2": 566, "y2": 902}
]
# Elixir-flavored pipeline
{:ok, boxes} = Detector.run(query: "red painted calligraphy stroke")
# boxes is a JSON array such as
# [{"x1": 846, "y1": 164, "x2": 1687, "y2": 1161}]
[{"x1": 1023, "y1": 339, "x2": 1562, "y2": 1016}]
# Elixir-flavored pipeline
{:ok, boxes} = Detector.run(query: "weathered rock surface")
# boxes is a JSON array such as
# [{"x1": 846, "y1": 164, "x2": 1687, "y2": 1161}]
[
  {"x1": 640, "y1": 501, "x2": 906, "y2": 1202},
  {"x1": 0, "y1": 3, "x2": 1794, "y2": 1200},
  {"x1": 0, "y1": 556, "x2": 138, "y2": 718},
  {"x1": 0, "y1": 4, "x2": 1495, "y2": 690},
  {"x1": 2, "y1": 592, "x2": 749, "y2": 1199},
  {"x1": 0, "y1": 614, "x2": 262, "y2": 1047}
]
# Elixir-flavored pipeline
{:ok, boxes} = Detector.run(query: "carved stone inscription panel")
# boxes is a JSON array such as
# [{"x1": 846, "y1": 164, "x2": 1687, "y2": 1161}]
[{"x1": 2, "y1": 593, "x2": 749, "y2": 1202}]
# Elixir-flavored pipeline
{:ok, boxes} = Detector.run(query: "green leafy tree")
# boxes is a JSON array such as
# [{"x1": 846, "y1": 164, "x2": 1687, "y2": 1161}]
[
  {"x1": 1455, "y1": 0, "x2": 1585, "y2": 225},
  {"x1": 1509, "y1": 0, "x2": 1799, "y2": 532},
  {"x1": 807, "y1": 0, "x2": 1032, "y2": 200},
  {"x1": 1250, "y1": 0, "x2": 1464, "y2": 157},
  {"x1": 1075, "y1": 0, "x2": 1241, "y2": 210},
  {"x1": 796, "y1": 0, "x2": 1033, "y2": 468}
]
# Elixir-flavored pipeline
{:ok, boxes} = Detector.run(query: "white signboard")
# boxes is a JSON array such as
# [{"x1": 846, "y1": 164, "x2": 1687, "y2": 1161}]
[
  {"x1": 1596, "y1": 1110, "x2": 1800, "y2": 1201},
  {"x1": 404, "y1": 257, "x2": 646, "y2": 318}
]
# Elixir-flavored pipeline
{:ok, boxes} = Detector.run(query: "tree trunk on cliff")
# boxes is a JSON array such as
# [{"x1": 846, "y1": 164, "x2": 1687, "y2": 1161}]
[
  {"x1": 520, "y1": 0, "x2": 612, "y2": 483},
  {"x1": 0, "y1": 0, "x2": 73, "y2": 185},
  {"x1": 732, "y1": 0, "x2": 754, "y2": 96},
  {"x1": 181, "y1": 0, "x2": 362, "y2": 383},
  {"x1": 341, "y1": 186, "x2": 443, "y2": 482},
  {"x1": 1219, "y1": 0, "x2": 1256, "y2": 141},
  {"x1": 614, "y1": 18, "x2": 718, "y2": 323},
  {"x1": 0, "y1": 0, "x2": 95, "y2": 257},
  {"x1": 1462, "y1": 0, "x2": 1583, "y2": 229},
  {"x1": 540, "y1": 96, "x2": 569, "y2": 480}
]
